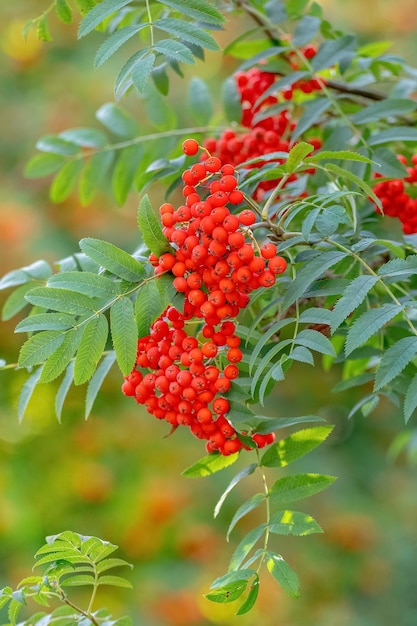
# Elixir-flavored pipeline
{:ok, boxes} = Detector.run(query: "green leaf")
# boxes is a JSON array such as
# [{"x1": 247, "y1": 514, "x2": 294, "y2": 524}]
[
  {"x1": 135, "y1": 281, "x2": 163, "y2": 338},
  {"x1": 227, "y1": 493, "x2": 265, "y2": 540},
  {"x1": 154, "y1": 39, "x2": 195, "y2": 64},
  {"x1": 305, "y1": 150, "x2": 374, "y2": 164},
  {"x1": 377, "y1": 255, "x2": 417, "y2": 279},
  {"x1": 372, "y1": 147, "x2": 409, "y2": 178},
  {"x1": 292, "y1": 98, "x2": 331, "y2": 140},
  {"x1": 110, "y1": 297, "x2": 137, "y2": 376},
  {"x1": 85, "y1": 351, "x2": 116, "y2": 418},
  {"x1": 18, "y1": 366, "x2": 43, "y2": 423},
  {"x1": 97, "y1": 575, "x2": 132, "y2": 588},
  {"x1": 249, "y1": 318, "x2": 295, "y2": 374},
  {"x1": 112, "y1": 144, "x2": 143, "y2": 205},
  {"x1": 48, "y1": 271, "x2": 119, "y2": 298},
  {"x1": 158, "y1": 0, "x2": 226, "y2": 25},
  {"x1": 294, "y1": 329, "x2": 336, "y2": 356},
  {"x1": 330, "y1": 274, "x2": 378, "y2": 333},
  {"x1": 228, "y1": 525, "x2": 266, "y2": 572},
  {"x1": 269, "y1": 473, "x2": 336, "y2": 503},
  {"x1": 143, "y1": 82, "x2": 177, "y2": 130},
  {"x1": 285, "y1": 142, "x2": 313, "y2": 173},
  {"x1": 39, "y1": 328, "x2": 83, "y2": 384},
  {"x1": 282, "y1": 251, "x2": 346, "y2": 309},
  {"x1": 152, "y1": 63, "x2": 170, "y2": 95},
  {"x1": 94, "y1": 24, "x2": 149, "y2": 68},
  {"x1": 37, "y1": 14, "x2": 53, "y2": 41},
  {"x1": 211, "y1": 569, "x2": 256, "y2": 589},
  {"x1": 96, "y1": 558, "x2": 133, "y2": 574},
  {"x1": 324, "y1": 162, "x2": 382, "y2": 209},
  {"x1": 293, "y1": 14, "x2": 321, "y2": 46},
  {"x1": 188, "y1": 77, "x2": 213, "y2": 125},
  {"x1": 214, "y1": 463, "x2": 257, "y2": 518},
  {"x1": 19, "y1": 331, "x2": 65, "y2": 368},
  {"x1": 137, "y1": 195, "x2": 172, "y2": 256},
  {"x1": 345, "y1": 303, "x2": 402, "y2": 356},
  {"x1": 50, "y1": 159, "x2": 84, "y2": 203},
  {"x1": 79, "y1": 150, "x2": 115, "y2": 205},
  {"x1": 61, "y1": 574, "x2": 96, "y2": 586},
  {"x1": 155, "y1": 18, "x2": 220, "y2": 51},
  {"x1": 16, "y1": 312, "x2": 77, "y2": 334},
  {"x1": 182, "y1": 452, "x2": 239, "y2": 477},
  {"x1": 132, "y1": 53, "x2": 156, "y2": 94},
  {"x1": 374, "y1": 337, "x2": 417, "y2": 391},
  {"x1": 404, "y1": 373, "x2": 417, "y2": 424},
  {"x1": 2, "y1": 282, "x2": 37, "y2": 321},
  {"x1": 368, "y1": 127, "x2": 417, "y2": 146},
  {"x1": 79, "y1": 238, "x2": 146, "y2": 282},
  {"x1": 269, "y1": 510, "x2": 323, "y2": 535},
  {"x1": 261, "y1": 425, "x2": 334, "y2": 468},
  {"x1": 205, "y1": 581, "x2": 248, "y2": 604},
  {"x1": 96, "y1": 103, "x2": 138, "y2": 138},
  {"x1": 78, "y1": 0, "x2": 133, "y2": 37},
  {"x1": 55, "y1": 0, "x2": 72, "y2": 24},
  {"x1": 311, "y1": 34, "x2": 357, "y2": 71},
  {"x1": 236, "y1": 575, "x2": 260, "y2": 615},
  {"x1": 266, "y1": 552, "x2": 300, "y2": 598},
  {"x1": 25, "y1": 153, "x2": 66, "y2": 178},
  {"x1": 221, "y1": 76, "x2": 242, "y2": 123},
  {"x1": 332, "y1": 372, "x2": 374, "y2": 392},
  {"x1": 289, "y1": 346, "x2": 314, "y2": 366},
  {"x1": 55, "y1": 361, "x2": 75, "y2": 422},
  {"x1": 25, "y1": 286, "x2": 96, "y2": 315},
  {"x1": 351, "y1": 98, "x2": 417, "y2": 124},
  {"x1": 36, "y1": 135, "x2": 80, "y2": 156},
  {"x1": 74, "y1": 314, "x2": 109, "y2": 385}
]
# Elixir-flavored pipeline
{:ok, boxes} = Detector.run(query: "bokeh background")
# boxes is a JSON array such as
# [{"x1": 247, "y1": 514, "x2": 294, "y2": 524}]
[{"x1": 1, "y1": 1, "x2": 417, "y2": 625}]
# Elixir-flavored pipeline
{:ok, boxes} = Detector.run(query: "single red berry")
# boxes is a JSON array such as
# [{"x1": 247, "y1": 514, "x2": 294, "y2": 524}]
[
  {"x1": 261, "y1": 242, "x2": 277, "y2": 259},
  {"x1": 269, "y1": 256, "x2": 287, "y2": 274},
  {"x1": 182, "y1": 138, "x2": 199, "y2": 155},
  {"x1": 239, "y1": 210, "x2": 256, "y2": 226}
]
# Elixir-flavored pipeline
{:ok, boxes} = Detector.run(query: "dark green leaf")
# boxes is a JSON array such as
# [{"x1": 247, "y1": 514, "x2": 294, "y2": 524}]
[
  {"x1": 372, "y1": 147, "x2": 409, "y2": 178},
  {"x1": 377, "y1": 255, "x2": 417, "y2": 279},
  {"x1": 110, "y1": 297, "x2": 137, "y2": 376},
  {"x1": 269, "y1": 473, "x2": 336, "y2": 502},
  {"x1": 269, "y1": 510, "x2": 323, "y2": 535},
  {"x1": 79, "y1": 238, "x2": 146, "y2": 282},
  {"x1": 332, "y1": 372, "x2": 374, "y2": 392},
  {"x1": 311, "y1": 35, "x2": 357, "y2": 71},
  {"x1": 228, "y1": 525, "x2": 266, "y2": 572},
  {"x1": 182, "y1": 452, "x2": 239, "y2": 477},
  {"x1": 15, "y1": 312, "x2": 76, "y2": 333},
  {"x1": 188, "y1": 77, "x2": 213, "y2": 125},
  {"x1": 47, "y1": 271, "x2": 119, "y2": 298},
  {"x1": 266, "y1": 552, "x2": 300, "y2": 598},
  {"x1": 252, "y1": 415, "x2": 326, "y2": 435},
  {"x1": 210, "y1": 569, "x2": 256, "y2": 588},
  {"x1": 96, "y1": 103, "x2": 138, "y2": 138},
  {"x1": 25, "y1": 153, "x2": 66, "y2": 178},
  {"x1": 39, "y1": 328, "x2": 83, "y2": 384},
  {"x1": 158, "y1": 0, "x2": 226, "y2": 25},
  {"x1": 227, "y1": 493, "x2": 265, "y2": 540},
  {"x1": 324, "y1": 162, "x2": 382, "y2": 208},
  {"x1": 294, "y1": 329, "x2": 336, "y2": 356},
  {"x1": 85, "y1": 352, "x2": 116, "y2": 418},
  {"x1": 404, "y1": 373, "x2": 417, "y2": 424},
  {"x1": 114, "y1": 49, "x2": 148, "y2": 97},
  {"x1": 221, "y1": 77, "x2": 242, "y2": 123},
  {"x1": 79, "y1": 150, "x2": 115, "y2": 205},
  {"x1": 74, "y1": 314, "x2": 109, "y2": 385},
  {"x1": 236, "y1": 575, "x2": 260, "y2": 615},
  {"x1": 369, "y1": 127, "x2": 417, "y2": 146},
  {"x1": 135, "y1": 281, "x2": 163, "y2": 338},
  {"x1": 50, "y1": 159, "x2": 84, "y2": 203},
  {"x1": 78, "y1": 0, "x2": 133, "y2": 37},
  {"x1": 214, "y1": 463, "x2": 257, "y2": 518},
  {"x1": 155, "y1": 18, "x2": 220, "y2": 51},
  {"x1": 292, "y1": 98, "x2": 331, "y2": 140},
  {"x1": 289, "y1": 346, "x2": 314, "y2": 365},
  {"x1": 132, "y1": 53, "x2": 156, "y2": 93},
  {"x1": 345, "y1": 303, "x2": 402, "y2": 356},
  {"x1": 374, "y1": 336, "x2": 417, "y2": 390},
  {"x1": 154, "y1": 39, "x2": 195, "y2": 64},
  {"x1": 261, "y1": 425, "x2": 333, "y2": 467},
  {"x1": 351, "y1": 98, "x2": 417, "y2": 124},
  {"x1": 25, "y1": 286, "x2": 96, "y2": 315},
  {"x1": 94, "y1": 24, "x2": 149, "y2": 68},
  {"x1": 19, "y1": 331, "x2": 65, "y2": 368},
  {"x1": 293, "y1": 15, "x2": 321, "y2": 46},
  {"x1": 137, "y1": 195, "x2": 172, "y2": 256},
  {"x1": 330, "y1": 274, "x2": 378, "y2": 333},
  {"x1": 18, "y1": 366, "x2": 43, "y2": 423},
  {"x1": 56, "y1": 361, "x2": 75, "y2": 422}
]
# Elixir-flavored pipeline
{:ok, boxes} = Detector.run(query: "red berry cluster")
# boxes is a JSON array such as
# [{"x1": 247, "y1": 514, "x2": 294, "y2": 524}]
[
  {"x1": 122, "y1": 140, "x2": 286, "y2": 455},
  {"x1": 372, "y1": 154, "x2": 417, "y2": 234},
  {"x1": 203, "y1": 45, "x2": 323, "y2": 201}
]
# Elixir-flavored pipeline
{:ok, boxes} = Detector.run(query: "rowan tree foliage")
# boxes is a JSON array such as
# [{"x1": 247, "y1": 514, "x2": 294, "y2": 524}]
[{"x1": 1, "y1": 0, "x2": 417, "y2": 622}]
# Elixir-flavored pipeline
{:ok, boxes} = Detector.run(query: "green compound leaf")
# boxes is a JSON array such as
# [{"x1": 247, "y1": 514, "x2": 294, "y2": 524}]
[
  {"x1": 74, "y1": 314, "x2": 109, "y2": 385},
  {"x1": 135, "y1": 280, "x2": 163, "y2": 339},
  {"x1": 266, "y1": 552, "x2": 300, "y2": 598},
  {"x1": 374, "y1": 336, "x2": 417, "y2": 391},
  {"x1": 159, "y1": 0, "x2": 226, "y2": 25},
  {"x1": 182, "y1": 452, "x2": 239, "y2": 477},
  {"x1": 39, "y1": 328, "x2": 83, "y2": 384},
  {"x1": 155, "y1": 18, "x2": 220, "y2": 51},
  {"x1": 330, "y1": 274, "x2": 379, "y2": 333},
  {"x1": 261, "y1": 425, "x2": 334, "y2": 468},
  {"x1": 18, "y1": 331, "x2": 65, "y2": 368},
  {"x1": 227, "y1": 493, "x2": 265, "y2": 540},
  {"x1": 78, "y1": 0, "x2": 133, "y2": 38},
  {"x1": 79, "y1": 238, "x2": 146, "y2": 282},
  {"x1": 137, "y1": 195, "x2": 173, "y2": 256},
  {"x1": 24, "y1": 286, "x2": 96, "y2": 315},
  {"x1": 50, "y1": 159, "x2": 84, "y2": 203},
  {"x1": 85, "y1": 351, "x2": 116, "y2": 418},
  {"x1": 269, "y1": 510, "x2": 323, "y2": 536},
  {"x1": 269, "y1": 473, "x2": 337, "y2": 503},
  {"x1": 110, "y1": 297, "x2": 138, "y2": 376},
  {"x1": 345, "y1": 303, "x2": 402, "y2": 356}
]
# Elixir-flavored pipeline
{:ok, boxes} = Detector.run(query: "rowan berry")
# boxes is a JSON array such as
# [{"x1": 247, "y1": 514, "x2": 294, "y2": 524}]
[
  {"x1": 239, "y1": 210, "x2": 256, "y2": 226},
  {"x1": 261, "y1": 242, "x2": 277, "y2": 259},
  {"x1": 205, "y1": 156, "x2": 222, "y2": 172},
  {"x1": 224, "y1": 364, "x2": 239, "y2": 379},
  {"x1": 222, "y1": 439, "x2": 241, "y2": 455},
  {"x1": 269, "y1": 256, "x2": 287, "y2": 274},
  {"x1": 253, "y1": 432, "x2": 276, "y2": 447},
  {"x1": 182, "y1": 138, "x2": 199, "y2": 155}
]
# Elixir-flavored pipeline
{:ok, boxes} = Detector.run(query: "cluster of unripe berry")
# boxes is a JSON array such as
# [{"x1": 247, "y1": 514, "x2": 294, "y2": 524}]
[
  {"x1": 372, "y1": 154, "x2": 417, "y2": 234},
  {"x1": 202, "y1": 44, "x2": 322, "y2": 201},
  {"x1": 122, "y1": 139, "x2": 287, "y2": 455}
]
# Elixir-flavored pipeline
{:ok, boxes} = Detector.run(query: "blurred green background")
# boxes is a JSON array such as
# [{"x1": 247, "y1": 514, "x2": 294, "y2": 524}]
[{"x1": 1, "y1": 2, "x2": 417, "y2": 625}]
